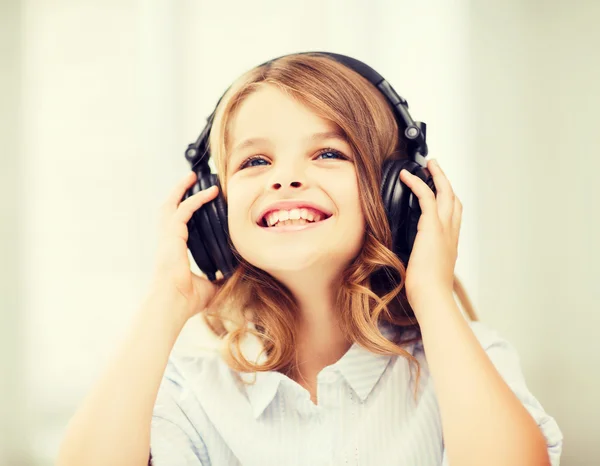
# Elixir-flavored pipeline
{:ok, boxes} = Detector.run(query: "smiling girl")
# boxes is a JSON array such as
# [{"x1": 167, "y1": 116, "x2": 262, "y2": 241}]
[{"x1": 57, "y1": 52, "x2": 562, "y2": 466}]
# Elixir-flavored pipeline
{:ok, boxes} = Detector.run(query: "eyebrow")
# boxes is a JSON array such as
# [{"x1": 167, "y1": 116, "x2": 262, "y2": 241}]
[{"x1": 231, "y1": 130, "x2": 348, "y2": 155}]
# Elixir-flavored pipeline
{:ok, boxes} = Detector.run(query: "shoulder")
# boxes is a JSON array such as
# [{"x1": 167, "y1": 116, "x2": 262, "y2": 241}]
[
  {"x1": 465, "y1": 320, "x2": 529, "y2": 386},
  {"x1": 159, "y1": 348, "x2": 224, "y2": 396},
  {"x1": 393, "y1": 320, "x2": 514, "y2": 364},
  {"x1": 410, "y1": 319, "x2": 563, "y2": 465},
  {"x1": 153, "y1": 345, "x2": 230, "y2": 424},
  {"x1": 464, "y1": 320, "x2": 564, "y2": 463},
  {"x1": 151, "y1": 351, "x2": 223, "y2": 465},
  {"x1": 156, "y1": 344, "x2": 252, "y2": 417},
  {"x1": 151, "y1": 350, "x2": 229, "y2": 445},
  {"x1": 467, "y1": 320, "x2": 512, "y2": 349}
]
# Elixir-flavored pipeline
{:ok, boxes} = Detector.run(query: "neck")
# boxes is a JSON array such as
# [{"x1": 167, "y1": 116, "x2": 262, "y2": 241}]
[{"x1": 273, "y1": 268, "x2": 352, "y2": 383}]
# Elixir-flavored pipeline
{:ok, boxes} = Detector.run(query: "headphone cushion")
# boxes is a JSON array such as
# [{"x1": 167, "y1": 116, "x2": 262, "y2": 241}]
[
  {"x1": 206, "y1": 174, "x2": 236, "y2": 273},
  {"x1": 210, "y1": 175, "x2": 230, "y2": 238},
  {"x1": 184, "y1": 181, "x2": 218, "y2": 277},
  {"x1": 380, "y1": 158, "x2": 428, "y2": 264},
  {"x1": 196, "y1": 174, "x2": 235, "y2": 276}
]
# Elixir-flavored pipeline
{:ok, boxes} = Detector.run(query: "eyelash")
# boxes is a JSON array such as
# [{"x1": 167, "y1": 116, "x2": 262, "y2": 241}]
[{"x1": 238, "y1": 147, "x2": 348, "y2": 170}]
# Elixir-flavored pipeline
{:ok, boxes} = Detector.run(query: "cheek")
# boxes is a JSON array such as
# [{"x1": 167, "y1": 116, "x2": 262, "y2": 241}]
[
  {"x1": 225, "y1": 188, "x2": 249, "y2": 228},
  {"x1": 225, "y1": 182, "x2": 262, "y2": 255},
  {"x1": 332, "y1": 175, "x2": 362, "y2": 216}
]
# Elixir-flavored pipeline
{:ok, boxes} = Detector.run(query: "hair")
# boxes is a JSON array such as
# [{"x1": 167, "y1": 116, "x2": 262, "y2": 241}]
[{"x1": 199, "y1": 52, "x2": 478, "y2": 397}]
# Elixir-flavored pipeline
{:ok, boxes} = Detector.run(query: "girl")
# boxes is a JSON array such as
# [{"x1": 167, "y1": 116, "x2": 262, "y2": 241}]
[{"x1": 57, "y1": 53, "x2": 562, "y2": 466}]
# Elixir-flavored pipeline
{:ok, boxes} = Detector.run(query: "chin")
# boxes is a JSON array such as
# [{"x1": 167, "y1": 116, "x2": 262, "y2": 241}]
[
  {"x1": 246, "y1": 247, "x2": 358, "y2": 280},
  {"x1": 230, "y1": 219, "x2": 365, "y2": 275},
  {"x1": 247, "y1": 250, "x2": 326, "y2": 273}
]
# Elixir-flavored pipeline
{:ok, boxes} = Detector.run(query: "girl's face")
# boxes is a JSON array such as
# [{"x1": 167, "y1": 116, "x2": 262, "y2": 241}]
[{"x1": 225, "y1": 85, "x2": 366, "y2": 278}]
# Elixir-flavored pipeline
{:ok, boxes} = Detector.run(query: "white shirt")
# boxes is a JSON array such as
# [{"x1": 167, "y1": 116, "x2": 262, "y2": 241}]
[{"x1": 149, "y1": 320, "x2": 562, "y2": 465}]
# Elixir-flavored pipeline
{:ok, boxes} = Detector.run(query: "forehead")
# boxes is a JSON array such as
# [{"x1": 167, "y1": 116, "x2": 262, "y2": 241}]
[{"x1": 228, "y1": 85, "x2": 341, "y2": 149}]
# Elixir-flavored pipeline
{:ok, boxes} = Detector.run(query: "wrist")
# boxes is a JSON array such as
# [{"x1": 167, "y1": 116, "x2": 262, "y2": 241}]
[
  {"x1": 409, "y1": 290, "x2": 456, "y2": 321},
  {"x1": 140, "y1": 288, "x2": 190, "y2": 331}
]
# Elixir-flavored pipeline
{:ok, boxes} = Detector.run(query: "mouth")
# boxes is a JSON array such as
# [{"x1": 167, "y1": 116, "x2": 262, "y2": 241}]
[{"x1": 258, "y1": 215, "x2": 333, "y2": 232}]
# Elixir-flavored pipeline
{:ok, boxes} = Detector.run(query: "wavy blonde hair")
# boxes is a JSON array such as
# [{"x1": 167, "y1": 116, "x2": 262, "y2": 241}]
[{"x1": 200, "y1": 52, "x2": 477, "y2": 395}]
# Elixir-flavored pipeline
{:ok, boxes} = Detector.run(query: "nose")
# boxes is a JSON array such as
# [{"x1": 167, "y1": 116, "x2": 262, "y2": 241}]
[
  {"x1": 267, "y1": 164, "x2": 306, "y2": 192},
  {"x1": 271, "y1": 180, "x2": 303, "y2": 190}
]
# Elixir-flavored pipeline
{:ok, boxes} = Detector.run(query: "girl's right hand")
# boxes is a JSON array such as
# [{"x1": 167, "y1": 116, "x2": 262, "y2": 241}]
[{"x1": 150, "y1": 171, "x2": 221, "y2": 323}]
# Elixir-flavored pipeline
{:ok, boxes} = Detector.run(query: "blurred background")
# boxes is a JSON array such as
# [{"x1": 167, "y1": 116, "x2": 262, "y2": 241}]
[{"x1": 1, "y1": 0, "x2": 598, "y2": 464}]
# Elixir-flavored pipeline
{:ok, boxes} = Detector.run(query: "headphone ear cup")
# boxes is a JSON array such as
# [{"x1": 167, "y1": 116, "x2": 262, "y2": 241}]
[
  {"x1": 381, "y1": 159, "x2": 410, "y2": 265},
  {"x1": 381, "y1": 159, "x2": 435, "y2": 265},
  {"x1": 404, "y1": 164, "x2": 437, "y2": 253},
  {"x1": 195, "y1": 174, "x2": 236, "y2": 280},
  {"x1": 183, "y1": 182, "x2": 219, "y2": 281},
  {"x1": 381, "y1": 159, "x2": 395, "y2": 197},
  {"x1": 206, "y1": 174, "x2": 238, "y2": 277}
]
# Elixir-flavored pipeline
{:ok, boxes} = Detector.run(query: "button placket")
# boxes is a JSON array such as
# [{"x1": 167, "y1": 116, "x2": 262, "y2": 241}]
[
  {"x1": 314, "y1": 372, "x2": 337, "y2": 463},
  {"x1": 309, "y1": 406, "x2": 331, "y2": 463}
]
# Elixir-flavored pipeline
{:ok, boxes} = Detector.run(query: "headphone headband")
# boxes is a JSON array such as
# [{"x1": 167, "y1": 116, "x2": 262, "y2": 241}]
[{"x1": 184, "y1": 51, "x2": 428, "y2": 175}]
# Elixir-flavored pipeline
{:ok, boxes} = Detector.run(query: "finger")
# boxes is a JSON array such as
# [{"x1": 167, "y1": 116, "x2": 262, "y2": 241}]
[
  {"x1": 451, "y1": 196, "x2": 463, "y2": 247},
  {"x1": 173, "y1": 185, "x2": 219, "y2": 225},
  {"x1": 427, "y1": 159, "x2": 455, "y2": 228},
  {"x1": 400, "y1": 169, "x2": 438, "y2": 219},
  {"x1": 164, "y1": 171, "x2": 198, "y2": 212}
]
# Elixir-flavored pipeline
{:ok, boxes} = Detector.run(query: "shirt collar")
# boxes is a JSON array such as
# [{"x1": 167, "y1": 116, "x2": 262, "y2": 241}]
[{"x1": 238, "y1": 321, "x2": 402, "y2": 420}]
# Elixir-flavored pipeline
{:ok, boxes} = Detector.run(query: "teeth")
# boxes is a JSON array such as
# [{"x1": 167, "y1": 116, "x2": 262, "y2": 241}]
[
  {"x1": 264, "y1": 207, "x2": 327, "y2": 227},
  {"x1": 275, "y1": 219, "x2": 309, "y2": 227},
  {"x1": 264, "y1": 212, "x2": 276, "y2": 227}
]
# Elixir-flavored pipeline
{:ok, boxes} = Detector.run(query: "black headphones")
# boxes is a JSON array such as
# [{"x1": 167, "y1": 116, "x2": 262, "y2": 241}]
[{"x1": 181, "y1": 51, "x2": 436, "y2": 282}]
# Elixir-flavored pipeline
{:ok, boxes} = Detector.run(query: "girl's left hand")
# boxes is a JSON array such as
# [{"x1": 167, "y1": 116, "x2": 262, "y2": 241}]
[{"x1": 399, "y1": 159, "x2": 462, "y2": 316}]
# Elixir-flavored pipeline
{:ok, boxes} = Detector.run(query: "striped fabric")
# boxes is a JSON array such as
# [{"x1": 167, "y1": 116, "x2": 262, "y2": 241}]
[{"x1": 149, "y1": 320, "x2": 562, "y2": 465}]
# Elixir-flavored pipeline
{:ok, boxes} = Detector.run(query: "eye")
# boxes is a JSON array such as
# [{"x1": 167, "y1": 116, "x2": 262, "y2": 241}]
[
  {"x1": 315, "y1": 147, "x2": 347, "y2": 160},
  {"x1": 239, "y1": 155, "x2": 268, "y2": 169},
  {"x1": 238, "y1": 147, "x2": 348, "y2": 170}
]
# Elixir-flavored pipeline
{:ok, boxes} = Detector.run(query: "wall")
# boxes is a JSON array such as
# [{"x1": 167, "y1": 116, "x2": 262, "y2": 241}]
[
  {"x1": 469, "y1": 1, "x2": 600, "y2": 463},
  {"x1": 0, "y1": 0, "x2": 30, "y2": 464}
]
